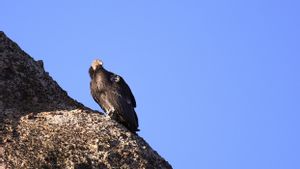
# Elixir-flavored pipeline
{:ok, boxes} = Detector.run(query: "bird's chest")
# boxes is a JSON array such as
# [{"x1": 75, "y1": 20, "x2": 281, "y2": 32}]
[{"x1": 94, "y1": 75, "x2": 112, "y2": 91}]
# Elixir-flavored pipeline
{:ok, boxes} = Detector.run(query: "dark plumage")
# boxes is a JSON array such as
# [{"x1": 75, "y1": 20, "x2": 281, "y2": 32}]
[{"x1": 89, "y1": 59, "x2": 139, "y2": 132}]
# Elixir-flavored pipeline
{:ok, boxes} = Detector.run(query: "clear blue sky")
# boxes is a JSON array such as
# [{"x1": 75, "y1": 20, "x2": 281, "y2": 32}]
[{"x1": 1, "y1": 1, "x2": 300, "y2": 168}]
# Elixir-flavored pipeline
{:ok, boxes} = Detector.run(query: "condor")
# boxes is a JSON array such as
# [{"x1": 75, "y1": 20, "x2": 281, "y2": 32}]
[{"x1": 89, "y1": 59, "x2": 139, "y2": 132}]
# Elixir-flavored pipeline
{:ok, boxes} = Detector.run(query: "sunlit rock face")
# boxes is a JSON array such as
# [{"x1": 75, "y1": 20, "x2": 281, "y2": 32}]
[{"x1": 0, "y1": 31, "x2": 172, "y2": 169}]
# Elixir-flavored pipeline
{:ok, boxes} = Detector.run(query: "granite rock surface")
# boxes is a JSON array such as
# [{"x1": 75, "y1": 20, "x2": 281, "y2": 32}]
[{"x1": 0, "y1": 31, "x2": 172, "y2": 169}]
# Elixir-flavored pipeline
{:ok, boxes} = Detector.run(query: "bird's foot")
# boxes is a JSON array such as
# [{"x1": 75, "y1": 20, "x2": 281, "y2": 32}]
[{"x1": 107, "y1": 108, "x2": 115, "y2": 116}]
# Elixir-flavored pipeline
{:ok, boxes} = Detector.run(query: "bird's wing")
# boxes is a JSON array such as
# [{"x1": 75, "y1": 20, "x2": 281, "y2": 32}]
[
  {"x1": 90, "y1": 81, "x2": 100, "y2": 103},
  {"x1": 90, "y1": 80, "x2": 110, "y2": 113},
  {"x1": 108, "y1": 90, "x2": 139, "y2": 131},
  {"x1": 110, "y1": 73, "x2": 137, "y2": 107}
]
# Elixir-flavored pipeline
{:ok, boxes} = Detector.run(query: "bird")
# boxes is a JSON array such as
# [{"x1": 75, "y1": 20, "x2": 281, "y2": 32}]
[{"x1": 89, "y1": 59, "x2": 139, "y2": 132}]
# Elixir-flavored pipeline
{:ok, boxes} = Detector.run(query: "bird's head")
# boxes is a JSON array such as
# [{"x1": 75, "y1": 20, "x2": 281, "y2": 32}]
[
  {"x1": 91, "y1": 59, "x2": 103, "y2": 70},
  {"x1": 89, "y1": 59, "x2": 103, "y2": 78}
]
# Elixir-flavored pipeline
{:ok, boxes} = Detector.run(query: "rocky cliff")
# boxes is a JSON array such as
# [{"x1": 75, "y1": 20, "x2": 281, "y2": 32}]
[{"x1": 0, "y1": 31, "x2": 172, "y2": 169}]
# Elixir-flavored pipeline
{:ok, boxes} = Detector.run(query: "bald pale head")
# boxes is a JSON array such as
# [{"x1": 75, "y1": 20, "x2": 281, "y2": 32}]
[
  {"x1": 91, "y1": 59, "x2": 103, "y2": 70},
  {"x1": 89, "y1": 59, "x2": 104, "y2": 79}
]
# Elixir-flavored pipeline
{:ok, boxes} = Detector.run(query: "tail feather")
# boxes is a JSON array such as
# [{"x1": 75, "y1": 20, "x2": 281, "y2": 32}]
[{"x1": 116, "y1": 108, "x2": 139, "y2": 132}]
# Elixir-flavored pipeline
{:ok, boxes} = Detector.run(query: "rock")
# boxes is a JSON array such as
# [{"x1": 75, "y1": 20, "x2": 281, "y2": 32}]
[{"x1": 0, "y1": 31, "x2": 172, "y2": 169}]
